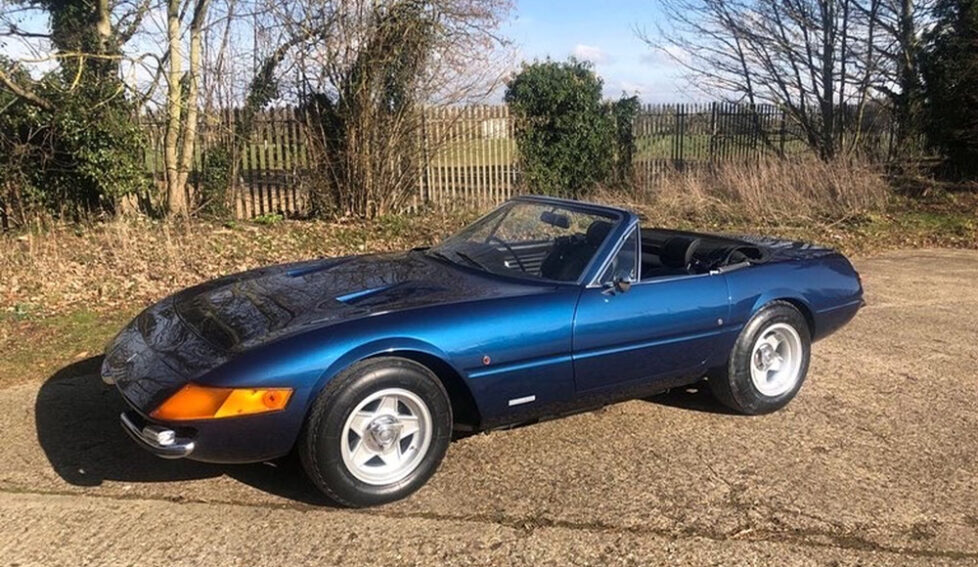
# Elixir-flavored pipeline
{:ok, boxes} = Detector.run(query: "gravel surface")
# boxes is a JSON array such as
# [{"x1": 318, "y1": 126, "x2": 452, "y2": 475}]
[{"x1": 1, "y1": 248, "x2": 976, "y2": 566}]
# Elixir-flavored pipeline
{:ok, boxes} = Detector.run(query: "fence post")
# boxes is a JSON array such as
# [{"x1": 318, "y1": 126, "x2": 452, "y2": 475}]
[
  {"x1": 778, "y1": 110, "x2": 787, "y2": 158},
  {"x1": 674, "y1": 104, "x2": 686, "y2": 171},
  {"x1": 709, "y1": 102, "x2": 718, "y2": 164},
  {"x1": 419, "y1": 108, "x2": 430, "y2": 206}
]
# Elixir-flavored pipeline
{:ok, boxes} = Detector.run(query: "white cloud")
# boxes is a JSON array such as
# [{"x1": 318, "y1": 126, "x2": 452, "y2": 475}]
[
  {"x1": 640, "y1": 46, "x2": 689, "y2": 67},
  {"x1": 572, "y1": 44, "x2": 612, "y2": 64},
  {"x1": 606, "y1": 80, "x2": 651, "y2": 99}
]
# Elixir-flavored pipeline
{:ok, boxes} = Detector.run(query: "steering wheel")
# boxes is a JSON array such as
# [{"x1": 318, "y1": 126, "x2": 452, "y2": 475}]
[{"x1": 489, "y1": 235, "x2": 527, "y2": 272}]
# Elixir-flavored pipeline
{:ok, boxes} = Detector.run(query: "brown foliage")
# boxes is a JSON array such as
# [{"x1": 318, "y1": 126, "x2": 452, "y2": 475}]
[
  {"x1": 0, "y1": 211, "x2": 476, "y2": 317},
  {"x1": 603, "y1": 158, "x2": 891, "y2": 226}
]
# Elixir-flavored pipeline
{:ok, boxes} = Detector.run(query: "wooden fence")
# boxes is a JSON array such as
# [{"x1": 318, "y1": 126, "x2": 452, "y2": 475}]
[
  {"x1": 142, "y1": 108, "x2": 314, "y2": 219},
  {"x1": 142, "y1": 102, "x2": 894, "y2": 219},
  {"x1": 420, "y1": 105, "x2": 519, "y2": 208}
]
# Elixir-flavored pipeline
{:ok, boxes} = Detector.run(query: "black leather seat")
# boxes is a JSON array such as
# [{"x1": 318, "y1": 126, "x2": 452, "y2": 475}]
[
  {"x1": 540, "y1": 220, "x2": 613, "y2": 281},
  {"x1": 660, "y1": 236, "x2": 701, "y2": 273}
]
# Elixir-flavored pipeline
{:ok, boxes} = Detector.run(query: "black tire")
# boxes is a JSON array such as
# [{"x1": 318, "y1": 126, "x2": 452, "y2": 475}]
[
  {"x1": 709, "y1": 301, "x2": 812, "y2": 414},
  {"x1": 299, "y1": 357, "x2": 453, "y2": 507}
]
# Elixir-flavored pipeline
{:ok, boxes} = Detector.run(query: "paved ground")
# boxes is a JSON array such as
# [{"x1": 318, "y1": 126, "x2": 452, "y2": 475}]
[{"x1": 1, "y1": 249, "x2": 977, "y2": 566}]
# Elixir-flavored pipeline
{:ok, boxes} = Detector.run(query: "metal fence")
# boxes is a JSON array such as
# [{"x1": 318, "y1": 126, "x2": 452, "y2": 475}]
[{"x1": 142, "y1": 102, "x2": 895, "y2": 218}]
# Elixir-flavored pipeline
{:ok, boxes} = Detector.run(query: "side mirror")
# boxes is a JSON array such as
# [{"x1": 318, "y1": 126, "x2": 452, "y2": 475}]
[{"x1": 603, "y1": 275, "x2": 633, "y2": 294}]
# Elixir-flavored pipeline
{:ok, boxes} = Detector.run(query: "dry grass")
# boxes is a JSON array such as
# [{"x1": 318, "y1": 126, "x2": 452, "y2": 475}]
[{"x1": 605, "y1": 158, "x2": 891, "y2": 226}]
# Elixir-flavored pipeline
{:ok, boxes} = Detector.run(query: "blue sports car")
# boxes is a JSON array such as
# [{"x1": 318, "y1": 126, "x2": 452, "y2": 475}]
[{"x1": 102, "y1": 196, "x2": 863, "y2": 506}]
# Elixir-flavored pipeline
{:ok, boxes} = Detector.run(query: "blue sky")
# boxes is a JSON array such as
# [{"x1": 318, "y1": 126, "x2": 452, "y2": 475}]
[{"x1": 503, "y1": 0, "x2": 693, "y2": 102}]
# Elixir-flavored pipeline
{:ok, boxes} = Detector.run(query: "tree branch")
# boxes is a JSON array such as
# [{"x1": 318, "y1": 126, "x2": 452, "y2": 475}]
[{"x1": 0, "y1": 69, "x2": 53, "y2": 110}]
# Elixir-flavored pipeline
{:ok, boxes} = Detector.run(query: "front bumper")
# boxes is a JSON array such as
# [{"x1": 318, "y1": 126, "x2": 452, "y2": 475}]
[
  {"x1": 117, "y1": 397, "x2": 307, "y2": 464},
  {"x1": 120, "y1": 411, "x2": 195, "y2": 459}
]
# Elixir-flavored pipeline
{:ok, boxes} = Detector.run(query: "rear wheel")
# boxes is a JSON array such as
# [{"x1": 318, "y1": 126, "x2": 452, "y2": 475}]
[
  {"x1": 709, "y1": 302, "x2": 811, "y2": 414},
  {"x1": 299, "y1": 357, "x2": 452, "y2": 507}
]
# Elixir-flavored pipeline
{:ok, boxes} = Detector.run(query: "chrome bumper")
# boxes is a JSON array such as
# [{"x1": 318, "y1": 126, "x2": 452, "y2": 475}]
[{"x1": 120, "y1": 412, "x2": 195, "y2": 459}]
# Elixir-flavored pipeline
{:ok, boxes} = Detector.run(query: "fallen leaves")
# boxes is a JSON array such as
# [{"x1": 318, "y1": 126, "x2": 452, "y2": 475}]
[{"x1": 0, "y1": 210, "x2": 478, "y2": 319}]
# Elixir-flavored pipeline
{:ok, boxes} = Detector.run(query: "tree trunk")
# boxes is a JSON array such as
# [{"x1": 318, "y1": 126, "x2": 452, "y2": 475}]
[
  {"x1": 176, "y1": 0, "x2": 212, "y2": 197},
  {"x1": 893, "y1": 0, "x2": 920, "y2": 159},
  {"x1": 164, "y1": 0, "x2": 186, "y2": 215},
  {"x1": 820, "y1": 0, "x2": 838, "y2": 159}
]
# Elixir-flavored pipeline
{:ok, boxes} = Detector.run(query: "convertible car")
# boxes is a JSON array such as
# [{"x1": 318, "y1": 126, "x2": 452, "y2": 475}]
[{"x1": 102, "y1": 196, "x2": 863, "y2": 506}]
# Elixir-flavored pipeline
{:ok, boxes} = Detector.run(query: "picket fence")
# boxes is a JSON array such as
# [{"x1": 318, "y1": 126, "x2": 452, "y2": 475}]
[{"x1": 141, "y1": 102, "x2": 893, "y2": 218}]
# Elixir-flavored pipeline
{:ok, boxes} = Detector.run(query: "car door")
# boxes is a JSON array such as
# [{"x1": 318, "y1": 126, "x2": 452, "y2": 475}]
[{"x1": 571, "y1": 227, "x2": 731, "y2": 392}]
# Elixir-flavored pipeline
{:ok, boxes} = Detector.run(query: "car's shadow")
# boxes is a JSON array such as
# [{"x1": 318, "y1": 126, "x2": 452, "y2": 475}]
[
  {"x1": 34, "y1": 356, "x2": 333, "y2": 506},
  {"x1": 644, "y1": 380, "x2": 741, "y2": 415}
]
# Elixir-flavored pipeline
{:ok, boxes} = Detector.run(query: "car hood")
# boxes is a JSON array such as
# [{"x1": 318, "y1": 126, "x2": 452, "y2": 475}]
[
  {"x1": 167, "y1": 250, "x2": 515, "y2": 351},
  {"x1": 102, "y1": 250, "x2": 546, "y2": 412}
]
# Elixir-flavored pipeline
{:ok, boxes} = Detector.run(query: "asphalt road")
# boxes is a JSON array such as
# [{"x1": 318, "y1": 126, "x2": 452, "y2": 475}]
[{"x1": 1, "y1": 249, "x2": 976, "y2": 566}]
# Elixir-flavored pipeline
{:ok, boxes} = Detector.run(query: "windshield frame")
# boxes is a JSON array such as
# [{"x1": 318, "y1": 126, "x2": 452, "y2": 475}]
[{"x1": 427, "y1": 196, "x2": 630, "y2": 286}]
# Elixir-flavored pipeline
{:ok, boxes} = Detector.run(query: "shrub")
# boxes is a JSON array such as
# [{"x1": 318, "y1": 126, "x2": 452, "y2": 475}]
[
  {"x1": 0, "y1": 59, "x2": 146, "y2": 225},
  {"x1": 505, "y1": 59, "x2": 635, "y2": 198},
  {"x1": 198, "y1": 145, "x2": 233, "y2": 218}
]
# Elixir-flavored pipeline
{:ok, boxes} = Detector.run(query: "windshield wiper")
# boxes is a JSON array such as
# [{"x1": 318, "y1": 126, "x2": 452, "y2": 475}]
[
  {"x1": 427, "y1": 248, "x2": 490, "y2": 272},
  {"x1": 452, "y1": 250, "x2": 491, "y2": 271}
]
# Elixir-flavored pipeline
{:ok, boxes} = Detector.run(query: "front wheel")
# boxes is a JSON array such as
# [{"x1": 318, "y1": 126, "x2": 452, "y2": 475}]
[
  {"x1": 299, "y1": 357, "x2": 452, "y2": 507},
  {"x1": 709, "y1": 301, "x2": 811, "y2": 414}
]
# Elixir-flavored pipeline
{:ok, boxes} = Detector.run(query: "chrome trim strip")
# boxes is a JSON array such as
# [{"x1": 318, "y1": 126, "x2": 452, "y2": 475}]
[
  {"x1": 120, "y1": 412, "x2": 195, "y2": 459},
  {"x1": 507, "y1": 395, "x2": 536, "y2": 407},
  {"x1": 572, "y1": 326, "x2": 737, "y2": 361},
  {"x1": 815, "y1": 298, "x2": 864, "y2": 314},
  {"x1": 468, "y1": 354, "x2": 573, "y2": 379},
  {"x1": 587, "y1": 219, "x2": 640, "y2": 288}
]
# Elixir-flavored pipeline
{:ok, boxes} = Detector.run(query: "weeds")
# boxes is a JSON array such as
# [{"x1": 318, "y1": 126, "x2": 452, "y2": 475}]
[
  {"x1": 602, "y1": 158, "x2": 891, "y2": 227},
  {"x1": 252, "y1": 213, "x2": 285, "y2": 226}
]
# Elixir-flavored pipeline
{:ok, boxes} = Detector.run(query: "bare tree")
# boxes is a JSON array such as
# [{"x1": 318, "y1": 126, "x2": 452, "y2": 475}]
[
  {"x1": 252, "y1": 0, "x2": 512, "y2": 217},
  {"x1": 644, "y1": 0, "x2": 888, "y2": 159},
  {"x1": 858, "y1": 0, "x2": 934, "y2": 158},
  {"x1": 160, "y1": 0, "x2": 213, "y2": 215}
]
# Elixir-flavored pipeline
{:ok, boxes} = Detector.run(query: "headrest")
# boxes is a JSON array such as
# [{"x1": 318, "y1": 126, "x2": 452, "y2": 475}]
[
  {"x1": 661, "y1": 236, "x2": 702, "y2": 268},
  {"x1": 586, "y1": 220, "x2": 613, "y2": 247}
]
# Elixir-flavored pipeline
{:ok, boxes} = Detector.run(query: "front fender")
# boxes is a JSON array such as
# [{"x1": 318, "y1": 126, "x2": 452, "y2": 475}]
[{"x1": 310, "y1": 337, "x2": 464, "y2": 399}]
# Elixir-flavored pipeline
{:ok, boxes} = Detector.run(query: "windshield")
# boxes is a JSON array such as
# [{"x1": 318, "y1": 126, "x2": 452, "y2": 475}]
[{"x1": 428, "y1": 201, "x2": 619, "y2": 283}]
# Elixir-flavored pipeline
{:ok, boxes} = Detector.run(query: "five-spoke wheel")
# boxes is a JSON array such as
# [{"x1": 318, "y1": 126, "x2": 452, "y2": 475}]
[
  {"x1": 340, "y1": 388, "x2": 433, "y2": 486},
  {"x1": 709, "y1": 301, "x2": 811, "y2": 414},
  {"x1": 299, "y1": 357, "x2": 452, "y2": 507},
  {"x1": 749, "y1": 323, "x2": 804, "y2": 397}
]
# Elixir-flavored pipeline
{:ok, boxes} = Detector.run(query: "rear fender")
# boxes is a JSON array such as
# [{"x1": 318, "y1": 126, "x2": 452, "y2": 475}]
[{"x1": 748, "y1": 290, "x2": 815, "y2": 327}]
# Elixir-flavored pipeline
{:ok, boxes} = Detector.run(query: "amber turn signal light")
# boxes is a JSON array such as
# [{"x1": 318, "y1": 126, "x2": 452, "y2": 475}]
[{"x1": 150, "y1": 384, "x2": 293, "y2": 421}]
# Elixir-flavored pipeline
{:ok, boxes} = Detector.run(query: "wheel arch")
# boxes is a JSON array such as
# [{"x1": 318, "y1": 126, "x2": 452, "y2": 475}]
[
  {"x1": 774, "y1": 297, "x2": 816, "y2": 337},
  {"x1": 749, "y1": 293, "x2": 816, "y2": 337},
  {"x1": 309, "y1": 338, "x2": 483, "y2": 432}
]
